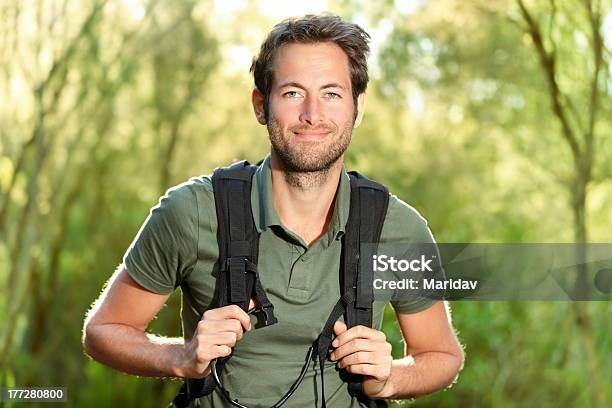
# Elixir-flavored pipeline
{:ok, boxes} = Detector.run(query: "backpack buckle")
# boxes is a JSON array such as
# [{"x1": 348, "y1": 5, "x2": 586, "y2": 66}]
[{"x1": 250, "y1": 304, "x2": 278, "y2": 329}]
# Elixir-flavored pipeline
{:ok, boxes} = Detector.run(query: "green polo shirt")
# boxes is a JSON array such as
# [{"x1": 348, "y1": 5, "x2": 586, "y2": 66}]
[{"x1": 123, "y1": 156, "x2": 437, "y2": 407}]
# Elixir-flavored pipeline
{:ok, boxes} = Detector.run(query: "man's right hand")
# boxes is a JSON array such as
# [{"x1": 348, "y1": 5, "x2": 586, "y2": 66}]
[{"x1": 177, "y1": 299, "x2": 255, "y2": 379}]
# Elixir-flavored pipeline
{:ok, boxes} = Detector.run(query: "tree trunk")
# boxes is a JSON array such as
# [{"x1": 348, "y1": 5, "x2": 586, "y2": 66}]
[{"x1": 570, "y1": 170, "x2": 604, "y2": 408}]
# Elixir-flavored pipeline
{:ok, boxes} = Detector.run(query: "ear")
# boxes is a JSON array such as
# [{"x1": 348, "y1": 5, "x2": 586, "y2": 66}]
[
  {"x1": 251, "y1": 88, "x2": 267, "y2": 125},
  {"x1": 353, "y1": 93, "x2": 366, "y2": 129}
]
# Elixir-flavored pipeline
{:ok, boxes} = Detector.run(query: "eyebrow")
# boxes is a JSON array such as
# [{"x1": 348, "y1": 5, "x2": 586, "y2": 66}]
[{"x1": 277, "y1": 81, "x2": 347, "y2": 91}]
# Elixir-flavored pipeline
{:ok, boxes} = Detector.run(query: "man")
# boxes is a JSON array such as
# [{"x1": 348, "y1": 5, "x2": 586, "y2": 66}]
[{"x1": 83, "y1": 14, "x2": 464, "y2": 407}]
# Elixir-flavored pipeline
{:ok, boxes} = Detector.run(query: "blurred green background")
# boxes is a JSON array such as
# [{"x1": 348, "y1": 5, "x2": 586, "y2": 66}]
[{"x1": 0, "y1": 0, "x2": 611, "y2": 406}]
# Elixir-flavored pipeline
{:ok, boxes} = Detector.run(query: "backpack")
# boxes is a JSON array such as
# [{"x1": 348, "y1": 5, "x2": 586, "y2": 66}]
[{"x1": 173, "y1": 160, "x2": 389, "y2": 408}]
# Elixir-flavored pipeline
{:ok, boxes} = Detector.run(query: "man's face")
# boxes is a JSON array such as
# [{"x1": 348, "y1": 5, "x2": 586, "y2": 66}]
[{"x1": 263, "y1": 42, "x2": 357, "y2": 172}]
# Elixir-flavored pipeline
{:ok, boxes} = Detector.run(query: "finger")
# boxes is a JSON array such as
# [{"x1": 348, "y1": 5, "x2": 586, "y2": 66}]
[
  {"x1": 212, "y1": 331, "x2": 240, "y2": 348},
  {"x1": 331, "y1": 338, "x2": 380, "y2": 361},
  {"x1": 336, "y1": 350, "x2": 376, "y2": 368},
  {"x1": 344, "y1": 363, "x2": 388, "y2": 381},
  {"x1": 197, "y1": 319, "x2": 245, "y2": 340},
  {"x1": 211, "y1": 344, "x2": 232, "y2": 359},
  {"x1": 333, "y1": 321, "x2": 348, "y2": 337},
  {"x1": 198, "y1": 331, "x2": 239, "y2": 348},
  {"x1": 194, "y1": 342, "x2": 233, "y2": 364},
  {"x1": 204, "y1": 345, "x2": 232, "y2": 361},
  {"x1": 338, "y1": 351, "x2": 393, "y2": 370},
  {"x1": 202, "y1": 305, "x2": 252, "y2": 331},
  {"x1": 332, "y1": 325, "x2": 385, "y2": 348}
]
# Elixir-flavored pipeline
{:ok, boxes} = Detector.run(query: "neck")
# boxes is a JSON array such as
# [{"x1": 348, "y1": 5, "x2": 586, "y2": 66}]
[{"x1": 270, "y1": 152, "x2": 343, "y2": 246}]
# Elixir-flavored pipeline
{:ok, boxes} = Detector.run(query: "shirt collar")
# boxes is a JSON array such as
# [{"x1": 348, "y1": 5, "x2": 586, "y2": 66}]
[{"x1": 250, "y1": 155, "x2": 350, "y2": 242}]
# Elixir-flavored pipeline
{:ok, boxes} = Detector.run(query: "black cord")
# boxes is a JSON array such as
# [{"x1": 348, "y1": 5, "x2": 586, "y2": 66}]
[
  {"x1": 210, "y1": 308, "x2": 315, "y2": 408},
  {"x1": 211, "y1": 345, "x2": 314, "y2": 408}
]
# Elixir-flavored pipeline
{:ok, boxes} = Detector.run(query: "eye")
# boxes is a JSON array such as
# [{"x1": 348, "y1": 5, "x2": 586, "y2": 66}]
[
  {"x1": 283, "y1": 91, "x2": 302, "y2": 98},
  {"x1": 324, "y1": 92, "x2": 341, "y2": 99}
]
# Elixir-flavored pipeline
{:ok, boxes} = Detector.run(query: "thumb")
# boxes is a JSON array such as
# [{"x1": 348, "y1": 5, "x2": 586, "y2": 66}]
[{"x1": 333, "y1": 321, "x2": 348, "y2": 337}]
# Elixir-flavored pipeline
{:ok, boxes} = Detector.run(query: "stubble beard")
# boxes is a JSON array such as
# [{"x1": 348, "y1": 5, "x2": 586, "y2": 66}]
[{"x1": 267, "y1": 116, "x2": 353, "y2": 189}]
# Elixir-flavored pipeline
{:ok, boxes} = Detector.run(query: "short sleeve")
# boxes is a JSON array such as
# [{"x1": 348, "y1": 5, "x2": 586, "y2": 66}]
[
  {"x1": 123, "y1": 183, "x2": 198, "y2": 294},
  {"x1": 381, "y1": 195, "x2": 440, "y2": 314}
]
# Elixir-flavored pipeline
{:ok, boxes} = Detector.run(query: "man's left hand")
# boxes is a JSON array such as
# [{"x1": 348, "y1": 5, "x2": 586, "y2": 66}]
[{"x1": 330, "y1": 321, "x2": 393, "y2": 398}]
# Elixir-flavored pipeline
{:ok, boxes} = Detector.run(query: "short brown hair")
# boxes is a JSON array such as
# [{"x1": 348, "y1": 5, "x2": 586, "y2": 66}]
[{"x1": 250, "y1": 14, "x2": 371, "y2": 117}]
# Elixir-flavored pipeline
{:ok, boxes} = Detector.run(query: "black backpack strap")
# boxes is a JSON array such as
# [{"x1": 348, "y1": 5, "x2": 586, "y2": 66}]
[
  {"x1": 173, "y1": 160, "x2": 277, "y2": 408},
  {"x1": 313, "y1": 171, "x2": 389, "y2": 408},
  {"x1": 343, "y1": 171, "x2": 389, "y2": 407}
]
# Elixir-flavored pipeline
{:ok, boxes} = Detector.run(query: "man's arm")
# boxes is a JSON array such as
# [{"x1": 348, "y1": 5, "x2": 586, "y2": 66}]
[
  {"x1": 379, "y1": 301, "x2": 464, "y2": 399},
  {"x1": 82, "y1": 265, "x2": 252, "y2": 378},
  {"x1": 83, "y1": 265, "x2": 185, "y2": 377}
]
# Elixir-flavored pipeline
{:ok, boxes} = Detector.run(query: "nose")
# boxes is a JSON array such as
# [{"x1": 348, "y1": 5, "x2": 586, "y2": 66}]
[{"x1": 299, "y1": 96, "x2": 323, "y2": 126}]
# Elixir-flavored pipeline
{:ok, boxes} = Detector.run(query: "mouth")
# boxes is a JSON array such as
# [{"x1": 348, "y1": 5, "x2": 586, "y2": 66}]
[{"x1": 292, "y1": 130, "x2": 331, "y2": 139}]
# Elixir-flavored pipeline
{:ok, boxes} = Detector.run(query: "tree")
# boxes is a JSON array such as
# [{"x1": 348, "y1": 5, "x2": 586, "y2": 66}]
[{"x1": 375, "y1": 0, "x2": 611, "y2": 406}]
